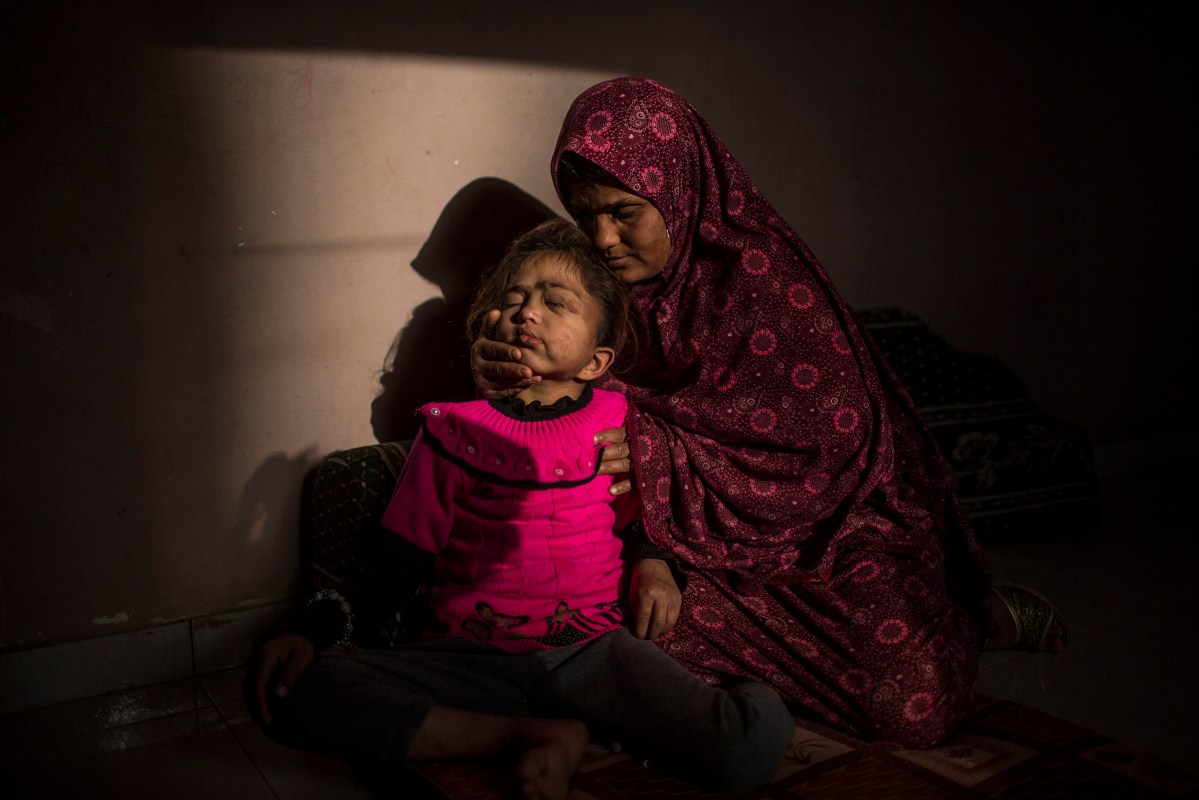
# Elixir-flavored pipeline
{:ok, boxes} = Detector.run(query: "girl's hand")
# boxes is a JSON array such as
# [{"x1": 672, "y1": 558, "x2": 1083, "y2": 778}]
[
  {"x1": 471, "y1": 309, "x2": 540, "y2": 398},
  {"x1": 595, "y1": 426, "x2": 632, "y2": 496},
  {"x1": 250, "y1": 633, "x2": 314, "y2": 727},
  {"x1": 628, "y1": 559, "x2": 681, "y2": 639}
]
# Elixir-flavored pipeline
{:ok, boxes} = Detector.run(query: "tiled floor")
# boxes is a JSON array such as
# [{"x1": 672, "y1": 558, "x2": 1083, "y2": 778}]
[
  {"x1": 2, "y1": 464, "x2": 1195, "y2": 798},
  {"x1": 977, "y1": 461, "x2": 1199, "y2": 776}
]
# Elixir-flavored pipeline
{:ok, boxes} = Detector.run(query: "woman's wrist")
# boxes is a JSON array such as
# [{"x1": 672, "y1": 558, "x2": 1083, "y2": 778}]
[{"x1": 633, "y1": 547, "x2": 689, "y2": 592}]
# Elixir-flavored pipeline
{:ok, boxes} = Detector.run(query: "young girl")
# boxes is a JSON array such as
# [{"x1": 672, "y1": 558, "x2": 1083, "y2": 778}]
[{"x1": 252, "y1": 219, "x2": 794, "y2": 800}]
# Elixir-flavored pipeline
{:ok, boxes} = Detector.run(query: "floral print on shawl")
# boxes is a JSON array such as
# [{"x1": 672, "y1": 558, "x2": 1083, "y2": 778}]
[{"x1": 551, "y1": 78, "x2": 990, "y2": 745}]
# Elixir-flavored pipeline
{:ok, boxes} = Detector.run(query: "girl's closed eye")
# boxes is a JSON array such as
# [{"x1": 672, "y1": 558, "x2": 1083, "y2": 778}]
[{"x1": 544, "y1": 291, "x2": 578, "y2": 312}]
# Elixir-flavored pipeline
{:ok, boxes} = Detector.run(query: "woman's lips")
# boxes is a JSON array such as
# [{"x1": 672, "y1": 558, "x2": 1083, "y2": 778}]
[{"x1": 517, "y1": 331, "x2": 541, "y2": 346}]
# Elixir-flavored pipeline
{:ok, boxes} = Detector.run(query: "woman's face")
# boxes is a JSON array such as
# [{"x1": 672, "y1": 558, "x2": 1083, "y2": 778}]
[{"x1": 567, "y1": 182, "x2": 671, "y2": 285}]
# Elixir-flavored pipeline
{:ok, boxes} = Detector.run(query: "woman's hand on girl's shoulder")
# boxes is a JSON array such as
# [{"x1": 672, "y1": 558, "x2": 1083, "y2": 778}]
[
  {"x1": 595, "y1": 426, "x2": 632, "y2": 496},
  {"x1": 471, "y1": 309, "x2": 540, "y2": 398}
]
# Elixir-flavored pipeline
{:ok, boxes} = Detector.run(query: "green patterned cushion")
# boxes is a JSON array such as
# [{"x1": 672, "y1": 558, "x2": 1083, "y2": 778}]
[
  {"x1": 308, "y1": 441, "x2": 413, "y2": 646},
  {"x1": 859, "y1": 308, "x2": 1100, "y2": 542}
]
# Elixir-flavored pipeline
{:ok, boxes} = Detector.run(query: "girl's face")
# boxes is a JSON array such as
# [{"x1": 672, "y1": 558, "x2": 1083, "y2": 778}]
[
  {"x1": 494, "y1": 252, "x2": 614, "y2": 389},
  {"x1": 567, "y1": 183, "x2": 671, "y2": 285}
]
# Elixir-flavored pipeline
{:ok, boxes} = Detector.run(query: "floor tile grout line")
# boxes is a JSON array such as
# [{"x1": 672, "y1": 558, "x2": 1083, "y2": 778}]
[
  {"x1": 189, "y1": 618, "x2": 200, "y2": 686},
  {"x1": 224, "y1": 712, "x2": 286, "y2": 800},
  {"x1": 977, "y1": 652, "x2": 1025, "y2": 671},
  {"x1": 204, "y1": 667, "x2": 282, "y2": 800},
  {"x1": 198, "y1": 671, "x2": 225, "y2": 708}
]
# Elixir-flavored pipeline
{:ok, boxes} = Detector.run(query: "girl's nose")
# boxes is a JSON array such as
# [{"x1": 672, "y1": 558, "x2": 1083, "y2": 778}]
[{"x1": 516, "y1": 301, "x2": 540, "y2": 322}]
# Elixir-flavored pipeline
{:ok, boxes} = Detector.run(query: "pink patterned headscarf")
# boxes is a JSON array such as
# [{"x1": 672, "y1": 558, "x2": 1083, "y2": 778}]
[{"x1": 552, "y1": 78, "x2": 984, "y2": 601}]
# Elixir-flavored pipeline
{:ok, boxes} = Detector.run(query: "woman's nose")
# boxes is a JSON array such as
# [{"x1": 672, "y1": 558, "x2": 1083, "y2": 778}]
[{"x1": 592, "y1": 216, "x2": 620, "y2": 249}]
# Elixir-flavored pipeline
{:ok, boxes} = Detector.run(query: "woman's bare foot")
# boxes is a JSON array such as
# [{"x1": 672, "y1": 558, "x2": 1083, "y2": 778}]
[
  {"x1": 984, "y1": 585, "x2": 1068, "y2": 652},
  {"x1": 513, "y1": 718, "x2": 589, "y2": 800}
]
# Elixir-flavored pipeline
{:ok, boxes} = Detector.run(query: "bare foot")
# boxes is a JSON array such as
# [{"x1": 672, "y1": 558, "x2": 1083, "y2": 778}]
[
  {"x1": 513, "y1": 718, "x2": 588, "y2": 800},
  {"x1": 984, "y1": 586, "x2": 1067, "y2": 652}
]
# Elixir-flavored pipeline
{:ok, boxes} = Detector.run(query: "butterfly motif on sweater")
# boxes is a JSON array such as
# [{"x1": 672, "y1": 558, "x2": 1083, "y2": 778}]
[{"x1": 461, "y1": 601, "x2": 530, "y2": 641}]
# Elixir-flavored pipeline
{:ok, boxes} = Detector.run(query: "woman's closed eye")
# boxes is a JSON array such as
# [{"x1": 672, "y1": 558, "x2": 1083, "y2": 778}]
[{"x1": 570, "y1": 205, "x2": 634, "y2": 224}]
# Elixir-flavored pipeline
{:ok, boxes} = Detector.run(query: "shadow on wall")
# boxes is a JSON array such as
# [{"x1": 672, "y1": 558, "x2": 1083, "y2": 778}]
[
  {"x1": 370, "y1": 177, "x2": 558, "y2": 443},
  {"x1": 231, "y1": 448, "x2": 322, "y2": 586}
]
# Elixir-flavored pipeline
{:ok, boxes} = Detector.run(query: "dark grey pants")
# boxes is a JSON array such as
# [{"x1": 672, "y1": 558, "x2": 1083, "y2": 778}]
[{"x1": 268, "y1": 628, "x2": 794, "y2": 793}]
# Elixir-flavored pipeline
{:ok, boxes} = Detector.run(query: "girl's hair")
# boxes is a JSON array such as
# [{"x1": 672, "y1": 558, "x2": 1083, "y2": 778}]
[{"x1": 466, "y1": 218, "x2": 630, "y2": 353}]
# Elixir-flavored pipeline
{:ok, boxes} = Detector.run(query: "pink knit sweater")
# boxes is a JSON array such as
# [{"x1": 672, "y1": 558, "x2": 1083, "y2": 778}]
[{"x1": 380, "y1": 388, "x2": 634, "y2": 653}]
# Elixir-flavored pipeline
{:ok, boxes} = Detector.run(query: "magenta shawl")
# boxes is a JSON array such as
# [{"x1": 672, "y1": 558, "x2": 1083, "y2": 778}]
[{"x1": 552, "y1": 77, "x2": 988, "y2": 615}]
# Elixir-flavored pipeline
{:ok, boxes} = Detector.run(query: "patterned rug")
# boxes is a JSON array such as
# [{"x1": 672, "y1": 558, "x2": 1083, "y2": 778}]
[{"x1": 409, "y1": 694, "x2": 1197, "y2": 799}]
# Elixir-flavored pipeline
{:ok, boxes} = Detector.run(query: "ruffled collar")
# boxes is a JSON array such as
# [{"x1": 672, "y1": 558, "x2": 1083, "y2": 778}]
[{"x1": 490, "y1": 385, "x2": 593, "y2": 421}]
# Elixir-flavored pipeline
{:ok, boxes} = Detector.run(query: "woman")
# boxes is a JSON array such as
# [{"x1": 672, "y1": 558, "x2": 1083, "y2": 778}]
[{"x1": 474, "y1": 77, "x2": 1066, "y2": 748}]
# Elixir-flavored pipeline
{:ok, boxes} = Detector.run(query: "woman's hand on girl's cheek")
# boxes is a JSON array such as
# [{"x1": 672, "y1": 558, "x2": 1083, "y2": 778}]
[{"x1": 470, "y1": 309, "x2": 540, "y2": 398}]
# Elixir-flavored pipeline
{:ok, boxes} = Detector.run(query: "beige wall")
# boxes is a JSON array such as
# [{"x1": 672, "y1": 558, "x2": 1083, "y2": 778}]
[{"x1": 2, "y1": 1, "x2": 1191, "y2": 651}]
